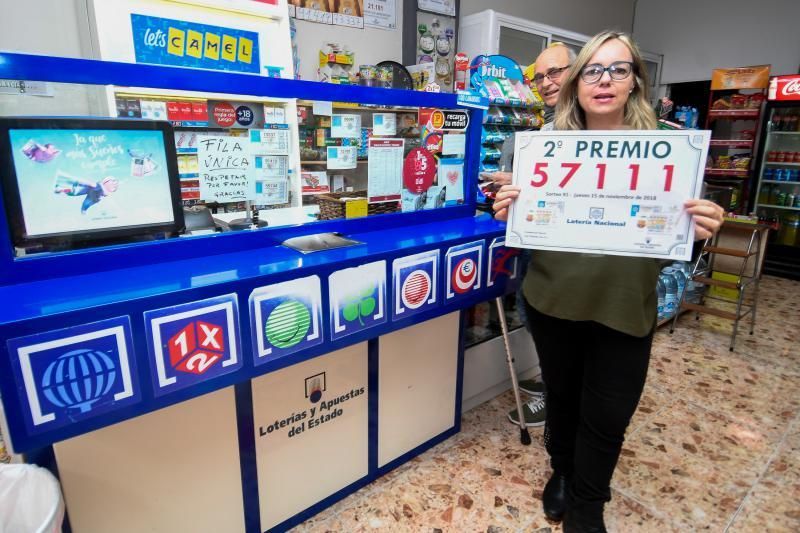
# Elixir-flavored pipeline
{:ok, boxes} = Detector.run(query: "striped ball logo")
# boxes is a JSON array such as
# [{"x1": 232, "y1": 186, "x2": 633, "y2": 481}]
[
  {"x1": 401, "y1": 270, "x2": 431, "y2": 309},
  {"x1": 265, "y1": 300, "x2": 311, "y2": 349}
]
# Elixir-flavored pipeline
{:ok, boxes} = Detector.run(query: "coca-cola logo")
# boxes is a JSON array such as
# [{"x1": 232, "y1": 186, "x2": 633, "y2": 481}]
[{"x1": 781, "y1": 78, "x2": 800, "y2": 96}]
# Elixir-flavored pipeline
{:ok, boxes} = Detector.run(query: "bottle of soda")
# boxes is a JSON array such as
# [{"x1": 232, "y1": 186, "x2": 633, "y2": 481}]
[
  {"x1": 788, "y1": 114, "x2": 798, "y2": 132},
  {"x1": 773, "y1": 112, "x2": 783, "y2": 131}
]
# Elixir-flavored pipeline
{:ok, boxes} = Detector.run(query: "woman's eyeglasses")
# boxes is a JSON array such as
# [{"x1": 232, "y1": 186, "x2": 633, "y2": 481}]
[
  {"x1": 532, "y1": 65, "x2": 570, "y2": 85},
  {"x1": 580, "y1": 61, "x2": 634, "y2": 83}
]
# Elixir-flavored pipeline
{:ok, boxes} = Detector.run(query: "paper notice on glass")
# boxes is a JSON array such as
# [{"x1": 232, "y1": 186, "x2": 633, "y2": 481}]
[
  {"x1": 418, "y1": 0, "x2": 455, "y2": 16},
  {"x1": 252, "y1": 155, "x2": 288, "y2": 180},
  {"x1": 312, "y1": 100, "x2": 333, "y2": 116},
  {"x1": 254, "y1": 179, "x2": 288, "y2": 205},
  {"x1": 197, "y1": 135, "x2": 253, "y2": 202},
  {"x1": 301, "y1": 170, "x2": 330, "y2": 195},
  {"x1": 364, "y1": 0, "x2": 397, "y2": 29},
  {"x1": 250, "y1": 125, "x2": 290, "y2": 155},
  {"x1": 331, "y1": 114, "x2": 361, "y2": 138},
  {"x1": 506, "y1": 130, "x2": 711, "y2": 261},
  {"x1": 332, "y1": 174, "x2": 345, "y2": 192},
  {"x1": 372, "y1": 113, "x2": 397, "y2": 136},
  {"x1": 442, "y1": 133, "x2": 466, "y2": 155},
  {"x1": 327, "y1": 146, "x2": 358, "y2": 169},
  {"x1": 438, "y1": 158, "x2": 464, "y2": 204},
  {"x1": 367, "y1": 138, "x2": 404, "y2": 202}
]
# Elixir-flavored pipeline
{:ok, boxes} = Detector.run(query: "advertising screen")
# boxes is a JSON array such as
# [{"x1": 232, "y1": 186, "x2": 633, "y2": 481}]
[{"x1": 8, "y1": 128, "x2": 176, "y2": 238}]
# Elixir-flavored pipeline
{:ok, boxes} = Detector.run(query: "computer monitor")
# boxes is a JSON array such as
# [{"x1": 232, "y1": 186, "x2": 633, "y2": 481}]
[{"x1": 0, "y1": 118, "x2": 184, "y2": 253}]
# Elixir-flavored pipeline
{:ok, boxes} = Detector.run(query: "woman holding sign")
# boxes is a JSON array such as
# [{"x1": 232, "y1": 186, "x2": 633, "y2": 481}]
[{"x1": 493, "y1": 31, "x2": 723, "y2": 533}]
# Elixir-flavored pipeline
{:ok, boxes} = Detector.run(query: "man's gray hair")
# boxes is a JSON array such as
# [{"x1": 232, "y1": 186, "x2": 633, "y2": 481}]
[{"x1": 548, "y1": 42, "x2": 577, "y2": 63}]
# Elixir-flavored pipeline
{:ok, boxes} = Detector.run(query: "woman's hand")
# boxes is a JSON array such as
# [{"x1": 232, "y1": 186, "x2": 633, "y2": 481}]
[
  {"x1": 685, "y1": 199, "x2": 724, "y2": 240},
  {"x1": 492, "y1": 185, "x2": 521, "y2": 222}
]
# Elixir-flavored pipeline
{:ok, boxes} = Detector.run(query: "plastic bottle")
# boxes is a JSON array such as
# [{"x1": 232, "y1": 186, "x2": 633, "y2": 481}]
[
  {"x1": 669, "y1": 263, "x2": 688, "y2": 302},
  {"x1": 656, "y1": 277, "x2": 666, "y2": 321},
  {"x1": 659, "y1": 269, "x2": 679, "y2": 318},
  {"x1": 691, "y1": 107, "x2": 699, "y2": 128}
]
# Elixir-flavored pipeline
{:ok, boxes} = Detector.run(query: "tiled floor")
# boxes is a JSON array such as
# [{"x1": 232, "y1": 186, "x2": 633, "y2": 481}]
[{"x1": 291, "y1": 275, "x2": 800, "y2": 532}]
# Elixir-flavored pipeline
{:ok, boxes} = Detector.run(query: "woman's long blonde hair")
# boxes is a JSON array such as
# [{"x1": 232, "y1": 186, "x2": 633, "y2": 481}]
[{"x1": 554, "y1": 31, "x2": 657, "y2": 131}]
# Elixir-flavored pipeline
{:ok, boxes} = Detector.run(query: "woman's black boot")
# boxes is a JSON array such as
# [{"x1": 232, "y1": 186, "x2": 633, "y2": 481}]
[{"x1": 542, "y1": 471, "x2": 569, "y2": 521}]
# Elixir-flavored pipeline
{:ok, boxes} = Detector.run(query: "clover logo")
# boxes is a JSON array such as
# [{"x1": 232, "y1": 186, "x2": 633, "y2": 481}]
[{"x1": 342, "y1": 286, "x2": 377, "y2": 326}]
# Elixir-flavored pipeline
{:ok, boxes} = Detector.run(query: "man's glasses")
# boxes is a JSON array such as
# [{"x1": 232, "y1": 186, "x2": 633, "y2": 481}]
[
  {"x1": 532, "y1": 65, "x2": 570, "y2": 85},
  {"x1": 580, "y1": 61, "x2": 634, "y2": 83}
]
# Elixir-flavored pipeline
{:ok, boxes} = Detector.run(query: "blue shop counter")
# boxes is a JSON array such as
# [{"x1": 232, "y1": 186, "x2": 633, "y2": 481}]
[{"x1": 0, "y1": 53, "x2": 521, "y2": 532}]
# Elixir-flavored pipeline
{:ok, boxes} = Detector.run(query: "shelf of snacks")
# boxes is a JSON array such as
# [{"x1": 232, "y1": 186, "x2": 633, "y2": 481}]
[
  {"x1": 296, "y1": 101, "x2": 420, "y2": 113},
  {"x1": 708, "y1": 109, "x2": 761, "y2": 120},
  {"x1": 709, "y1": 139, "x2": 754, "y2": 148},
  {"x1": 705, "y1": 168, "x2": 749, "y2": 177}
]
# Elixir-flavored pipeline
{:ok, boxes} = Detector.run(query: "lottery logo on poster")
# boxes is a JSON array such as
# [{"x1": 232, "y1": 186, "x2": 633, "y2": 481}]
[
  {"x1": 329, "y1": 261, "x2": 387, "y2": 340},
  {"x1": 392, "y1": 250, "x2": 439, "y2": 319},
  {"x1": 445, "y1": 240, "x2": 484, "y2": 299},
  {"x1": 486, "y1": 237, "x2": 521, "y2": 288},
  {"x1": 5, "y1": 316, "x2": 140, "y2": 436},
  {"x1": 144, "y1": 294, "x2": 242, "y2": 396},
  {"x1": 250, "y1": 276, "x2": 324, "y2": 363}
]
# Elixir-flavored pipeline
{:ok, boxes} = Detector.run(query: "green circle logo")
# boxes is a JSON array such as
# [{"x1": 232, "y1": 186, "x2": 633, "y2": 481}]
[{"x1": 266, "y1": 300, "x2": 311, "y2": 348}]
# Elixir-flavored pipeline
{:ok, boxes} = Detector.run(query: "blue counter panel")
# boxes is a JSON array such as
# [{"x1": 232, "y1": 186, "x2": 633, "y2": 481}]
[{"x1": 0, "y1": 215, "x2": 516, "y2": 453}]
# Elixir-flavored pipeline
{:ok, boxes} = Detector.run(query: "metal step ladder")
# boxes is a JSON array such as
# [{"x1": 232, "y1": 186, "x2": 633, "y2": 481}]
[{"x1": 670, "y1": 225, "x2": 764, "y2": 351}]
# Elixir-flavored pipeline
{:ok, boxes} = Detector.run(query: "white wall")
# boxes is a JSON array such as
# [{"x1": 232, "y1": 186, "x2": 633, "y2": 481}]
[
  {"x1": 294, "y1": 14, "x2": 403, "y2": 81},
  {"x1": 0, "y1": 0, "x2": 86, "y2": 57},
  {"x1": 460, "y1": 0, "x2": 636, "y2": 36},
  {"x1": 634, "y1": 0, "x2": 800, "y2": 84}
]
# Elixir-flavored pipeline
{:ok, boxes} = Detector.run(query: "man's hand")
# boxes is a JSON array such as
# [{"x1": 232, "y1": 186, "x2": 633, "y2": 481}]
[
  {"x1": 685, "y1": 199, "x2": 724, "y2": 240},
  {"x1": 492, "y1": 185, "x2": 521, "y2": 222},
  {"x1": 480, "y1": 171, "x2": 513, "y2": 186}
]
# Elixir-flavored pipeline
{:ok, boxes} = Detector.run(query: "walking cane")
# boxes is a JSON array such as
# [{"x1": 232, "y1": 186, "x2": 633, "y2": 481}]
[{"x1": 495, "y1": 296, "x2": 532, "y2": 445}]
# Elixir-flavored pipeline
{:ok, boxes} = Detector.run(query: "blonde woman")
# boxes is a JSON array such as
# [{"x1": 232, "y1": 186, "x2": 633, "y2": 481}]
[{"x1": 493, "y1": 32, "x2": 723, "y2": 533}]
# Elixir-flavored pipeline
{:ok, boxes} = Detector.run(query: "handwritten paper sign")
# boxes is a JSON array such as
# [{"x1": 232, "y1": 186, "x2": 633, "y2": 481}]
[{"x1": 197, "y1": 135, "x2": 253, "y2": 202}]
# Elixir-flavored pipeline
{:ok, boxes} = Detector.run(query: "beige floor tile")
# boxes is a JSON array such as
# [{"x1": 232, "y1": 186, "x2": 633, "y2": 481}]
[
  {"x1": 612, "y1": 399, "x2": 777, "y2": 530},
  {"x1": 728, "y1": 427, "x2": 800, "y2": 533}
]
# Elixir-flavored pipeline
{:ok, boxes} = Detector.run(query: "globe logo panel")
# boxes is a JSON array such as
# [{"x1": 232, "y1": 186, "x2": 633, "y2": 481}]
[
  {"x1": 392, "y1": 249, "x2": 439, "y2": 320},
  {"x1": 486, "y1": 237, "x2": 521, "y2": 289},
  {"x1": 445, "y1": 240, "x2": 484, "y2": 300},
  {"x1": 5, "y1": 316, "x2": 140, "y2": 438},
  {"x1": 329, "y1": 261, "x2": 387, "y2": 340},
  {"x1": 250, "y1": 275, "x2": 323, "y2": 364},
  {"x1": 144, "y1": 294, "x2": 242, "y2": 397}
]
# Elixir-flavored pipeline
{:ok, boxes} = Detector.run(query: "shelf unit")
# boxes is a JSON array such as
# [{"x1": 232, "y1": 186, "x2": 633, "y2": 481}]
[
  {"x1": 704, "y1": 88, "x2": 767, "y2": 214},
  {"x1": 709, "y1": 139, "x2": 754, "y2": 148},
  {"x1": 707, "y1": 109, "x2": 760, "y2": 119},
  {"x1": 704, "y1": 168, "x2": 749, "y2": 177}
]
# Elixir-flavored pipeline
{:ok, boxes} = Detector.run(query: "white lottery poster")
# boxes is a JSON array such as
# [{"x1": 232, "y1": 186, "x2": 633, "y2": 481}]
[
  {"x1": 250, "y1": 126, "x2": 290, "y2": 155},
  {"x1": 331, "y1": 114, "x2": 362, "y2": 138},
  {"x1": 327, "y1": 146, "x2": 358, "y2": 169},
  {"x1": 367, "y1": 139, "x2": 404, "y2": 202},
  {"x1": 254, "y1": 179, "x2": 288, "y2": 205},
  {"x1": 507, "y1": 130, "x2": 711, "y2": 260},
  {"x1": 372, "y1": 113, "x2": 397, "y2": 136}
]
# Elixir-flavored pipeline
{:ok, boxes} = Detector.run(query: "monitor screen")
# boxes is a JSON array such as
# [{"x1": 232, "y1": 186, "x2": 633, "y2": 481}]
[
  {"x1": 10, "y1": 128, "x2": 174, "y2": 236},
  {"x1": 0, "y1": 119, "x2": 183, "y2": 253}
]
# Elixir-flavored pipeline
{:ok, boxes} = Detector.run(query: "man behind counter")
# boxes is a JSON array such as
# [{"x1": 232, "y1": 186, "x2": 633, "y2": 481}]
[{"x1": 481, "y1": 42, "x2": 576, "y2": 429}]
